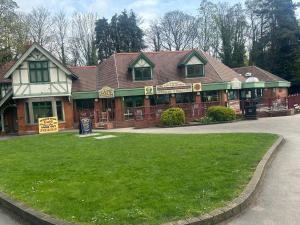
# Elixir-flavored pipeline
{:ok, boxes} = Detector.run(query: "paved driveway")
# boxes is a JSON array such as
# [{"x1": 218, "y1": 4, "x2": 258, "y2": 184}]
[
  {"x1": 1, "y1": 115, "x2": 300, "y2": 225},
  {"x1": 108, "y1": 114, "x2": 300, "y2": 225}
]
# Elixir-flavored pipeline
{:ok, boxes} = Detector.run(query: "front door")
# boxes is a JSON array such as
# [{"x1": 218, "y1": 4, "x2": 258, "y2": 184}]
[
  {"x1": 4, "y1": 107, "x2": 18, "y2": 133},
  {"x1": 102, "y1": 99, "x2": 115, "y2": 121}
]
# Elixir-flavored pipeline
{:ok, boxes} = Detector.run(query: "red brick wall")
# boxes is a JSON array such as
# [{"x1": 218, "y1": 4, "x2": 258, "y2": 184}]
[
  {"x1": 16, "y1": 99, "x2": 26, "y2": 135},
  {"x1": 17, "y1": 97, "x2": 74, "y2": 135},
  {"x1": 115, "y1": 97, "x2": 124, "y2": 122},
  {"x1": 63, "y1": 97, "x2": 74, "y2": 129},
  {"x1": 94, "y1": 99, "x2": 102, "y2": 124},
  {"x1": 170, "y1": 94, "x2": 176, "y2": 106},
  {"x1": 195, "y1": 93, "x2": 201, "y2": 104}
]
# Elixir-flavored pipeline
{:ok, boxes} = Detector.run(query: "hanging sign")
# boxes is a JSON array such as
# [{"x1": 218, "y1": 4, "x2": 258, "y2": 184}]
[
  {"x1": 231, "y1": 78, "x2": 242, "y2": 90},
  {"x1": 156, "y1": 81, "x2": 192, "y2": 95},
  {"x1": 144, "y1": 86, "x2": 154, "y2": 95},
  {"x1": 38, "y1": 117, "x2": 59, "y2": 134},
  {"x1": 193, "y1": 83, "x2": 202, "y2": 92},
  {"x1": 99, "y1": 86, "x2": 114, "y2": 98}
]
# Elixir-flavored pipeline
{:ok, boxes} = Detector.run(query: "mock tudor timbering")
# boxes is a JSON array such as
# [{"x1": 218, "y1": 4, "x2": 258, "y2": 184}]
[{"x1": 0, "y1": 43, "x2": 291, "y2": 134}]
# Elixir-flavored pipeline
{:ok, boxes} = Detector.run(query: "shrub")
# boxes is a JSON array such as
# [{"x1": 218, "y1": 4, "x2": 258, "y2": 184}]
[
  {"x1": 160, "y1": 107, "x2": 185, "y2": 126},
  {"x1": 207, "y1": 106, "x2": 236, "y2": 122}
]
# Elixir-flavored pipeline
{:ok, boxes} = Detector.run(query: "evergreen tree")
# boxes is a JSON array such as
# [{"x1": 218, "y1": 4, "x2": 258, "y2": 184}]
[
  {"x1": 94, "y1": 10, "x2": 145, "y2": 61},
  {"x1": 248, "y1": 0, "x2": 300, "y2": 91},
  {"x1": 95, "y1": 18, "x2": 112, "y2": 62}
]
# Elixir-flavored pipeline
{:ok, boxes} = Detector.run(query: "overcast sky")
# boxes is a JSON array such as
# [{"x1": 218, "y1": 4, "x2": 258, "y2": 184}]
[{"x1": 14, "y1": 0, "x2": 300, "y2": 28}]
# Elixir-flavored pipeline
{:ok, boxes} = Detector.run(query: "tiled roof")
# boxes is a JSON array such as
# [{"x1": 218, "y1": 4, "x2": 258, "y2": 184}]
[
  {"x1": 0, "y1": 61, "x2": 16, "y2": 83},
  {"x1": 97, "y1": 50, "x2": 244, "y2": 89},
  {"x1": 70, "y1": 66, "x2": 98, "y2": 92},
  {"x1": 233, "y1": 66, "x2": 286, "y2": 82}
]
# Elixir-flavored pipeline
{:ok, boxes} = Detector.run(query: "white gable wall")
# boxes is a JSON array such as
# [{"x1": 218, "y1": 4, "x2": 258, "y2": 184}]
[
  {"x1": 134, "y1": 59, "x2": 150, "y2": 68},
  {"x1": 11, "y1": 49, "x2": 72, "y2": 99},
  {"x1": 186, "y1": 56, "x2": 203, "y2": 65}
]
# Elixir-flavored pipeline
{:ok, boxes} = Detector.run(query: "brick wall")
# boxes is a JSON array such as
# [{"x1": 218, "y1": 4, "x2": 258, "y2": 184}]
[
  {"x1": 63, "y1": 97, "x2": 74, "y2": 129},
  {"x1": 17, "y1": 97, "x2": 74, "y2": 135},
  {"x1": 16, "y1": 99, "x2": 26, "y2": 135}
]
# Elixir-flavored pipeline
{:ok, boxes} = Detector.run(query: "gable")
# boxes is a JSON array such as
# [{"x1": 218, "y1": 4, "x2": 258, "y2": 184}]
[
  {"x1": 4, "y1": 43, "x2": 77, "y2": 79},
  {"x1": 178, "y1": 50, "x2": 208, "y2": 67},
  {"x1": 128, "y1": 53, "x2": 155, "y2": 69},
  {"x1": 134, "y1": 59, "x2": 151, "y2": 68},
  {"x1": 186, "y1": 56, "x2": 203, "y2": 65}
]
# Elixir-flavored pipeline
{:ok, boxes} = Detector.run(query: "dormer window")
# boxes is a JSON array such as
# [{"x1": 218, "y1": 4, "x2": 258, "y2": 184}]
[
  {"x1": 129, "y1": 53, "x2": 155, "y2": 81},
  {"x1": 186, "y1": 64, "x2": 204, "y2": 77},
  {"x1": 134, "y1": 67, "x2": 152, "y2": 81},
  {"x1": 178, "y1": 50, "x2": 207, "y2": 78}
]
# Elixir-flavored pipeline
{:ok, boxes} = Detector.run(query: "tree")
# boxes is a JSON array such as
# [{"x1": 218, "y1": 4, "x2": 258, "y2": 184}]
[
  {"x1": 160, "y1": 10, "x2": 198, "y2": 51},
  {"x1": 110, "y1": 10, "x2": 145, "y2": 53},
  {"x1": 26, "y1": 7, "x2": 54, "y2": 48},
  {"x1": 146, "y1": 20, "x2": 162, "y2": 52},
  {"x1": 94, "y1": 10, "x2": 145, "y2": 61},
  {"x1": 0, "y1": 0, "x2": 27, "y2": 64},
  {"x1": 247, "y1": 0, "x2": 300, "y2": 91},
  {"x1": 95, "y1": 17, "x2": 112, "y2": 62},
  {"x1": 70, "y1": 12, "x2": 98, "y2": 66},
  {"x1": 53, "y1": 10, "x2": 69, "y2": 65},
  {"x1": 214, "y1": 3, "x2": 247, "y2": 67},
  {"x1": 197, "y1": 0, "x2": 218, "y2": 53}
]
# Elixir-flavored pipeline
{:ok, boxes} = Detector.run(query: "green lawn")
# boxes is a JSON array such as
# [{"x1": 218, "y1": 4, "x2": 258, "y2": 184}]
[{"x1": 0, "y1": 132, "x2": 277, "y2": 225}]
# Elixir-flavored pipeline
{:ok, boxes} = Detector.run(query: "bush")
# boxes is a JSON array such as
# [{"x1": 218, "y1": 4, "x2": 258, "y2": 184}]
[
  {"x1": 160, "y1": 107, "x2": 185, "y2": 126},
  {"x1": 207, "y1": 106, "x2": 236, "y2": 122}
]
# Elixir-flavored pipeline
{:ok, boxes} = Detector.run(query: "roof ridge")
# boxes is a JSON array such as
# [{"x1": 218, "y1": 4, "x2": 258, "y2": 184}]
[
  {"x1": 113, "y1": 53, "x2": 120, "y2": 88},
  {"x1": 254, "y1": 66, "x2": 283, "y2": 80},
  {"x1": 115, "y1": 49, "x2": 193, "y2": 55},
  {"x1": 69, "y1": 66, "x2": 97, "y2": 69}
]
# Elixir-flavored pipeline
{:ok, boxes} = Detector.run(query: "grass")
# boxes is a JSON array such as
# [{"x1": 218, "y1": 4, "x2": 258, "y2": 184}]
[{"x1": 0, "y1": 132, "x2": 277, "y2": 225}]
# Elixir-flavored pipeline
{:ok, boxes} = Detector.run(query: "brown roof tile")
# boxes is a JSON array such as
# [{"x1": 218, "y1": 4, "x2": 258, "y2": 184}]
[
  {"x1": 70, "y1": 66, "x2": 98, "y2": 92},
  {"x1": 97, "y1": 50, "x2": 243, "y2": 89},
  {"x1": 233, "y1": 66, "x2": 286, "y2": 82},
  {"x1": 0, "y1": 61, "x2": 16, "y2": 83}
]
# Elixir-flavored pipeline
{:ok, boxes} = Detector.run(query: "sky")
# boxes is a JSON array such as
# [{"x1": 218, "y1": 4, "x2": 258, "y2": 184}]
[
  {"x1": 14, "y1": 0, "x2": 300, "y2": 28},
  {"x1": 14, "y1": 0, "x2": 241, "y2": 28}
]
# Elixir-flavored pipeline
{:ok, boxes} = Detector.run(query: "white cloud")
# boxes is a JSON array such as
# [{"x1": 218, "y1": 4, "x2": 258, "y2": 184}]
[{"x1": 15, "y1": 0, "x2": 111, "y2": 16}]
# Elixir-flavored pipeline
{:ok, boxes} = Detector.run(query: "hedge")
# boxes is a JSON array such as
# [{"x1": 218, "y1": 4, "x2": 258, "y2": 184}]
[
  {"x1": 160, "y1": 107, "x2": 185, "y2": 126},
  {"x1": 207, "y1": 106, "x2": 236, "y2": 122}
]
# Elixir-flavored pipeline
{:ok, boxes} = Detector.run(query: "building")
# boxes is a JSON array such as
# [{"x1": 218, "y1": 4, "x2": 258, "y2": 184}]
[{"x1": 0, "y1": 43, "x2": 290, "y2": 134}]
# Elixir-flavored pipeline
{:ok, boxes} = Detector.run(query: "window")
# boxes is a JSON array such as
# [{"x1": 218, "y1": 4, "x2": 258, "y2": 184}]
[
  {"x1": 228, "y1": 90, "x2": 239, "y2": 101},
  {"x1": 176, "y1": 93, "x2": 195, "y2": 104},
  {"x1": 56, "y1": 101, "x2": 64, "y2": 121},
  {"x1": 1, "y1": 84, "x2": 10, "y2": 98},
  {"x1": 32, "y1": 102, "x2": 52, "y2": 123},
  {"x1": 150, "y1": 95, "x2": 170, "y2": 106},
  {"x1": 75, "y1": 99, "x2": 94, "y2": 111},
  {"x1": 186, "y1": 64, "x2": 204, "y2": 77},
  {"x1": 29, "y1": 61, "x2": 49, "y2": 83},
  {"x1": 201, "y1": 91, "x2": 219, "y2": 102},
  {"x1": 134, "y1": 67, "x2": 152, "y2": 81}
]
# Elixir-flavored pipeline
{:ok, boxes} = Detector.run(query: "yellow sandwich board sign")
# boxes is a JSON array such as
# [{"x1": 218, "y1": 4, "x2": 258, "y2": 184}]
[{"x1": 38, "y1": 117, "x2": 59, "y2": 134}]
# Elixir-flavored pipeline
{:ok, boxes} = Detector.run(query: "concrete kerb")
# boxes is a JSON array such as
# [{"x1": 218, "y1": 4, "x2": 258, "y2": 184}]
[
  {"x1": 161, "y1": 135, "x2": 285, "y2": 225},
  {"x1": 0, "y1": 135, "x2": 284, "y2": 225},
  {"x1": 0, "y1": 191, "x2": 78, "y2": 225}
]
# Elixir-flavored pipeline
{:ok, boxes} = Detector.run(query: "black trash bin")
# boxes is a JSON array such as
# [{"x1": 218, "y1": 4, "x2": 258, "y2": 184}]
[{"x1": 244, "y1": 102, "x2": 257, "y2": 120}]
